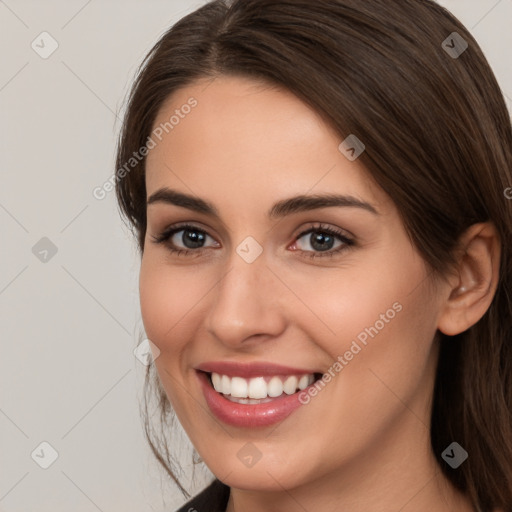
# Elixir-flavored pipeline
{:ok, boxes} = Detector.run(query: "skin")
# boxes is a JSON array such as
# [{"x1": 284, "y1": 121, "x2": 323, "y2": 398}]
[{"x1": 139, "y1": 75, "x2": 500, "y2": 512}]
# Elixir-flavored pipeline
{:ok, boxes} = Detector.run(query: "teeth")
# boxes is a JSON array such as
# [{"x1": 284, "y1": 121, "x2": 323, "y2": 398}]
[
  {"x1": 267, "y1": 376, "x2": 283, "y2": 397},
  {"x1": 210, "y1": 372, "x2": 316, "y2": 399},
  {"x1": 248, "y1": 377, "x2": 267, "y2": 399},
  {"x1": 298, "y1": 374, "x2": 310, "y2": 390},
  {"x1": 283, "y1": 376, "x2": 298, "y2": 395},
  {"x1": 226, "y1": 396, "x2": 275, "y2": 404},
  {"x1": 221, "y1": 374, "x2": 230, "y2": 394},
  {"x1": 211, "y1": 372, "x2": 221, "y2": 390},
  {"x1": 231, "y1": 377, "x2": 248, "y2": 398}
]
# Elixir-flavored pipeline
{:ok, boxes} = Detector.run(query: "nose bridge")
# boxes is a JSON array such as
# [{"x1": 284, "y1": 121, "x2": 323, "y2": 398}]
[{"x1": 205, "y1": 249, "x2": 285, "y2": 346}]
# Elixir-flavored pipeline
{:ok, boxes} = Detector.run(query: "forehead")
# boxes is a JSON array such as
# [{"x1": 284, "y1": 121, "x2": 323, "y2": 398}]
[{"x1": 145, "y1": 75, "x2": 386, "y2": 212}]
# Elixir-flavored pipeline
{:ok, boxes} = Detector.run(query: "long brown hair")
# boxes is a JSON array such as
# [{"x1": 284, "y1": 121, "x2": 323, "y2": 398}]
[{"x1": 115, "y1": 0, "x2": 512, "y2": 509}]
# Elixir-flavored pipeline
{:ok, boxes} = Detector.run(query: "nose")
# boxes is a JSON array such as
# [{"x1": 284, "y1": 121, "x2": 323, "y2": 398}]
[{"x1": 205, "y1": 251, "x2": 287, "y2": 348}]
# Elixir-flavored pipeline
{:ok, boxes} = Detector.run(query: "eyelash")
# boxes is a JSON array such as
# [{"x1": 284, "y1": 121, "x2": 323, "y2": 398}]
[{"x1": 150, "y1": 222, "x2": 355, "y2": 260}]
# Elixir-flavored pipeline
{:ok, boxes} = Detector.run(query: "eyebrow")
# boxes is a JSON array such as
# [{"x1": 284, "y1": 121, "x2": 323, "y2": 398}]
[{"x1": 147, "y1": 187, "x2": 379, "y2": 218}]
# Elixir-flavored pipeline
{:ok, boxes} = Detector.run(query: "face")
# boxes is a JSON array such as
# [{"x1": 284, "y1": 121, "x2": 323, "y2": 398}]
[{"x1": 140, "y1": 75, "x2": 444, "y2": 491}]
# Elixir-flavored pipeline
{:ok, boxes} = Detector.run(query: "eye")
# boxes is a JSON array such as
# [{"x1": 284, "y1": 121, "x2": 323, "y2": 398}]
[
  {"x1": 150, "y1": 222, "x2": 355, "y2": 259},
  {"x1": 292, "y1": 223, "x2": 355, "y2": 259},
  {"x1": 150, "y1": 223, "x2": 219, "y2": 256}
]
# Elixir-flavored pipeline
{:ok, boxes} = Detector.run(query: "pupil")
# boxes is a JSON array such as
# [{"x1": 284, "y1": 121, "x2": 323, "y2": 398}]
[
  {"x1": 311, "y1": 232, "x2": 333, "y2": 252},
  {"x1": 183, "y1": 229, "x2": 205, "y2": 249}
]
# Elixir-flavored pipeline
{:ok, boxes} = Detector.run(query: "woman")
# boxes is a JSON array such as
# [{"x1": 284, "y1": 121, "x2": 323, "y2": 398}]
[{"x1": 115, "y1": 0, "x2": 512, "y2": 510}]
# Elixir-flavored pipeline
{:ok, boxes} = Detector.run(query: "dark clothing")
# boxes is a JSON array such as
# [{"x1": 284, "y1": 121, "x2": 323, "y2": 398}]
[
  {"x1": 175, "y1": 479, "x2": 230, "y2": 512},
  {"x1": 174, "y1": 480, "x2": 488, "y2": 512}
]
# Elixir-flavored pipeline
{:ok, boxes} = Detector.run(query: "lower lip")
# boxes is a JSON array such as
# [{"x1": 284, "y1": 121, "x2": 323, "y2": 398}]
[{"x1": 196, "y1": 370, "x2": 310, "y2": 428}]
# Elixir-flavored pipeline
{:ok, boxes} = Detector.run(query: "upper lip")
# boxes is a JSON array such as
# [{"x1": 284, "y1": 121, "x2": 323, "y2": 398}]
[{"x1": 195, "y1": 361, "x2": 320, "y2": 378}]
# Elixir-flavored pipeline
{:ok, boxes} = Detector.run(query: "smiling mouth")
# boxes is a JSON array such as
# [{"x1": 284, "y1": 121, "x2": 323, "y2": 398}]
[{"x1": 200, "y1": 370, "x2": 324, "y2": 404}]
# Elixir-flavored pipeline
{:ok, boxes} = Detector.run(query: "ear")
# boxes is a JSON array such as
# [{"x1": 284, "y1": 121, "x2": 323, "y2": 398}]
[{"x1": 437, "y1": 222, "x2": 501, "y2": 336}]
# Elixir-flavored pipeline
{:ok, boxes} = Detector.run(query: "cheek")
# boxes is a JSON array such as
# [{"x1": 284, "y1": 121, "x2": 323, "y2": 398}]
[
  {"x1": 278, "y1": 245, "x2": 429, "y2": 355},
  {"x1": 312, "y1": 270, "x2": 438, "y2": 443},
  {"x1": 280, "y1": 246, "x2": 438, "y2": 414},
  {"x1": 139, "y1": 254, "x2": 205, "y2": 354}
]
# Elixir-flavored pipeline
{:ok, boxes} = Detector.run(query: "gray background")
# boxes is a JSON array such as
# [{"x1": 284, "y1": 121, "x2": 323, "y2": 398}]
[{"x1": 1, "y1": 1, "x2": 511, "y2": 511}]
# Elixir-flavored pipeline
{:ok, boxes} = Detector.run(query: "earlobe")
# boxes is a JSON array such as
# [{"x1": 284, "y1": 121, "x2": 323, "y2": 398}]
[{"x1": 437, "y1": 222, "x2": 501, "y2": 336}]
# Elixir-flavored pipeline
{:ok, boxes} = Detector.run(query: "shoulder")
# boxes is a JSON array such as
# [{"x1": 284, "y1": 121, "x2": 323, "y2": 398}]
[{"x1": 174, "y1": 478, "x2": 230, "y2": 512}]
